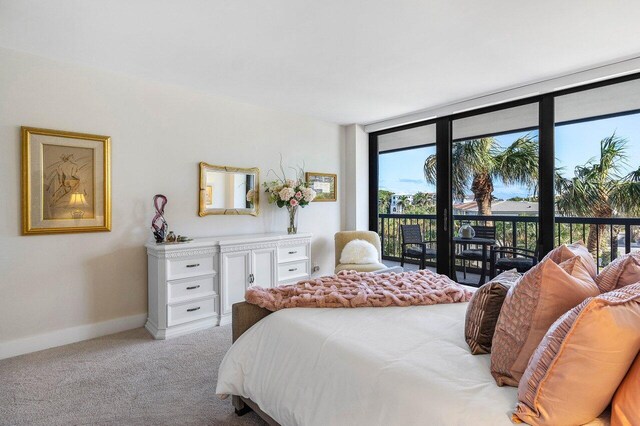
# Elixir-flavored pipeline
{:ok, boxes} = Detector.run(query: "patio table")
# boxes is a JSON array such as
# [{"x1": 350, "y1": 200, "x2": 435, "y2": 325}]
[{"x1": 453, "y1": 236, "x2": 496, "y2": 286}]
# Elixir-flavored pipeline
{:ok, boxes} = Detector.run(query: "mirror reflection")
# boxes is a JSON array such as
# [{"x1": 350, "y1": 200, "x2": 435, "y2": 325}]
[{"x1": 199, "y1": 163, "x2": 259, "y2": 216}]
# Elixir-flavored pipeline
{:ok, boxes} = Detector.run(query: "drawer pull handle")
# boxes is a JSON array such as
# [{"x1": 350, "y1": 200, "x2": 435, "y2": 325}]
[
  {"x1": 187, "y1": 307, "x2": 201, "y2": 312},
  {"x1": 186, "y1": 263, "x2": 200, "y2": 268},
  {"x1": 288, "y1": 268, "x2": 298, "y2": 272},
  {"x1": 288, "y1": 251, "x2": 297, "y2": 254},
  {"x1": 186, "y1": 285, "x2": 200, "y2": 290}
]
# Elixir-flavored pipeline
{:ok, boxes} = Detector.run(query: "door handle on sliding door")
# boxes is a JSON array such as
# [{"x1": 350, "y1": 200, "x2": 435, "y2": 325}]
[{"x1": 444, "y1": 208, "x2": 448, "y2": 232}]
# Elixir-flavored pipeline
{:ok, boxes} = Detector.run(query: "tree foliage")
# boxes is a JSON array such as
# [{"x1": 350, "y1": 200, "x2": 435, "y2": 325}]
[
  {"x1": 555, "y1": 133, "x2": 640, "y2": 253},
  {"x1": 424, "y1": 135, "x2": 539, "y2": 215}
]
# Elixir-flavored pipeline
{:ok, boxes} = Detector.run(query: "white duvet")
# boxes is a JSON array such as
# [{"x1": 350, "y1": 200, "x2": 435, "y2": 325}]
[{"x1": 216, "y1": 303, "x2": 610, "y2": 426}]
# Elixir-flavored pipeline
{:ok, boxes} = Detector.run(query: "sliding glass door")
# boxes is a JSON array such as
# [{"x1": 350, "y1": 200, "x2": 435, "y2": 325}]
[{"x1": 450, "y1": 103, "x2": 539, "y2": 284}]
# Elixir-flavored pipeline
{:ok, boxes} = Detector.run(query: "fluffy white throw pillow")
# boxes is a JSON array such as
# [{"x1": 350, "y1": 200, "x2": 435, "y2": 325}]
[{"x1": 340, "y1": 239, "x2": 378, "y2": 264}]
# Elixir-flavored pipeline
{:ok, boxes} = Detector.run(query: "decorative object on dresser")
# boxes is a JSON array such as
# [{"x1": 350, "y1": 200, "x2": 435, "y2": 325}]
[
  {"x1": 21, "y1": 126, "x2": 111, "y2": 234},
  {"x1": 151, "y1": 194, "x2": 168, "y2": 242},
  {"x1": 264, "y1": 165, "x2": 316, "y2": 234},
  {"x1": 305, "y1": 172, "x2": 337, "y2": 202},
  {"x1": 145, "y1": 232, "x2": 312, "y2": 339},
  {"x1": 199, "y1": 162, "x2": 260, "y2": 216}
]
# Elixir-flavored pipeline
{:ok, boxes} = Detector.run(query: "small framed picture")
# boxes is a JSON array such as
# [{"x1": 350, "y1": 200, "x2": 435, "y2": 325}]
[
  {"x1": 205, "y1": 185, "x2": 213, "y2": 205},
  {"x1": 22, "y1": 127, "x2": 111, "y2": 234},
  {"x1": 305, "y1": 172, "x2": 337, "y2": 202}
]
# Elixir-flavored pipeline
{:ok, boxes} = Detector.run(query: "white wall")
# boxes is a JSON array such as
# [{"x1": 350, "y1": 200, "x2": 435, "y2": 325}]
[
  {"x1": 0, "y1": 47, "x2": 344, "y2": 357},
  {"x1": 343, "y1": 124, "x2": 369, "y2": 230}
]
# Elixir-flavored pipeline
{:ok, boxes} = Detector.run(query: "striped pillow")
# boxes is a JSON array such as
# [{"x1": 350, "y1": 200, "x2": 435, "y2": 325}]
[
  {"x1": 464, "y1": 269, "x2": 520, "y2": 355},
  {"x1": 596, "y1": 251, "x2": 640, "y2": 293},
  {"x1": 513, "y1": 284, "x2": 640, "y2": 426}
]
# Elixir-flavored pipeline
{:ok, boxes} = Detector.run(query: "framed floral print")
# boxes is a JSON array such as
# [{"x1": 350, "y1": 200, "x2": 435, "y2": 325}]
[
  {"x1": 22, "y1": 127, "x2": 111, "y2": 234},
  {"x1": 305, "y1": 172, "x2": 337, "y2": 202}
]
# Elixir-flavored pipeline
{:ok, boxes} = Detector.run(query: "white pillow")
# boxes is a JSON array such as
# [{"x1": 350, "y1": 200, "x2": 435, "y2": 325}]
[{"x1": 340, "y1": 239, "x2": 378, "y2": 264}]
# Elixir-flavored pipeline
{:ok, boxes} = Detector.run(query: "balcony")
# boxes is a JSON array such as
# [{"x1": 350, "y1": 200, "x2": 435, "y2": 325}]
[{"x1": 378, "y1": 213, "x2": 640, "y2": 282}]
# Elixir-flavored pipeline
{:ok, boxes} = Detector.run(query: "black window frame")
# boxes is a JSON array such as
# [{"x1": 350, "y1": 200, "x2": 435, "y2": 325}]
[{"x1": 369, "y1": 72, "x2": 640, "y2": 277}]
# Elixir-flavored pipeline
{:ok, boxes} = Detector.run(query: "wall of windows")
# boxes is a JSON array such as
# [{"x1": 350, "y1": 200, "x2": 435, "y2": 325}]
[{"x1": 369, "y1": 74, "x2": 640, "y2": 279}]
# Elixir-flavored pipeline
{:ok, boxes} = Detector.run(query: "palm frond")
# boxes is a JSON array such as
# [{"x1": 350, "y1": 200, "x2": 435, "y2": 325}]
[
  {"x1": 595, "y1": 133, "x2": 628, "y2": 182},
  {"x1": 494, "y1": 135, "x2": 539, "y2": 188},
  {"x1": 423, "y1": 154, "x2": 437, "y2": 185},
  {"x1": 453, "y1": 138, "x2": 497, "y2": 201},
  {"x1": 610, "y1": 166, "x2": 640, "y2": 216}
]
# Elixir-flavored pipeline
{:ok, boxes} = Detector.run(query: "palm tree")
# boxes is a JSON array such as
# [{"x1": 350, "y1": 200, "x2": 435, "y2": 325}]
[
  {"x1": 423, "y1": 135, "x2": 539, "y2": 215},
  {"x1": 556, "y1": 133, "x2": 640, "y2": 255},
  {"x1": 396, "y1": 195, "x2": 410, "y2": 212},
  {"x1": 412, "y1": 192, "x2": 434, "y2": 208},
  {"x1": 378, "y1": 190, "x2": 393, "y2": 214},
  {"x1": 406, "y1": 192, "x2": 436, "y2": 215}
]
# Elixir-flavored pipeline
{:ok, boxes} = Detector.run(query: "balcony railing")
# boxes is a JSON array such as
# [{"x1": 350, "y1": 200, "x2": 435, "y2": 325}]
[{"x1": 378, "y1": 213, "x2": 640, "y2": 273}]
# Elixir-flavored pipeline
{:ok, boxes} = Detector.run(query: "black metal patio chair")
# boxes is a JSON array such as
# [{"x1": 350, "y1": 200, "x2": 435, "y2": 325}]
[
  {"x1": 490, "y1": 245, "x2": 539, "y2": 278},
  {"x1": 400, "y1": 224, "x2": 437, "y2": 270}
]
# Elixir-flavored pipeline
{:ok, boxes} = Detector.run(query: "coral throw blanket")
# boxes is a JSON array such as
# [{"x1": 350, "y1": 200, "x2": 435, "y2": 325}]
[{"x1": 245, "y1": 269, "x2": 472, "y2": 312}]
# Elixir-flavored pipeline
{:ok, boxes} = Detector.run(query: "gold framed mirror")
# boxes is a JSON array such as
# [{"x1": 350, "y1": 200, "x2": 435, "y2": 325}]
[{"x1": 198, "y1": 162, "x2": 260, "y2": 216}]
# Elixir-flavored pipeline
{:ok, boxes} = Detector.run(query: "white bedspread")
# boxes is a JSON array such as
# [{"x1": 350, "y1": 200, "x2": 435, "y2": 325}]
[{"x1": 216, "y1": 303, "x2": 610, "y2": 426}]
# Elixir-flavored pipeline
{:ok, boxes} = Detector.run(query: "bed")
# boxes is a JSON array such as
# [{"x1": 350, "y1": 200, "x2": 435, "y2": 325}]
[{"x1": 216, "y1": 300, "x2": 611, "y2": 425}]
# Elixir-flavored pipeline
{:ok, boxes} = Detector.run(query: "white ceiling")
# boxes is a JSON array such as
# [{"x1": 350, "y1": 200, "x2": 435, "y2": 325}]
[{"x1": 2, "y1": 0, "x2": 640, "y2": 125}]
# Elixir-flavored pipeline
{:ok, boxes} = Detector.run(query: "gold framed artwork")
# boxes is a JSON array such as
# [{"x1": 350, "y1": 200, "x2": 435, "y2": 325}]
[
  {"x1": 305, "y1": 172, "x2": 337, "y2": 202},
  {"x1": 21, "y1": 127, "x2": 111, "y2": 235}
]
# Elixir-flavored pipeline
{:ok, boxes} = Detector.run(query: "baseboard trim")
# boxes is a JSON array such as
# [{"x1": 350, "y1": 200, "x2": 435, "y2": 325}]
[
  {"x1": 219, "y1": 314, "x2": 232, "y2": 327},
  {"x1": 145, "y1": 317, "x2": 218, "y2": 340},
  {"x1": 0, "y1": 313, "x2": 147, "y2": 360}
]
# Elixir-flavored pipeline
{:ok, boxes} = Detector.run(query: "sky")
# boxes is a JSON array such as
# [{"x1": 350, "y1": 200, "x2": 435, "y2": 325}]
[{"x1": 379, "y1": 112, "x2": 640, "y2": 200}]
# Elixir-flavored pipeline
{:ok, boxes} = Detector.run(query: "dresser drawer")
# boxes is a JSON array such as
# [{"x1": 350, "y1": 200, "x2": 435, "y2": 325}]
[
  {"x1": 278, "y1": 260, "x2": 309, "y2": 283},
  {"x1": 168, "y1": 276, "x2": 215, "y2": 303},
  {"x1": 167, "y1": 296, "x2": 217, "y2": 327},
  {"x1": 167, "y1": 256, "x2": 214, "y2": 280},
  {"x1": 278, "y1": 244, "x2": 309, "y2": 263}
]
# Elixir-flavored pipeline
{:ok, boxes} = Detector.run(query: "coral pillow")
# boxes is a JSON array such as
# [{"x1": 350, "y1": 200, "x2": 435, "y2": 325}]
[
  {"x1": 465, "y1": 269, "x2": 521, "y2": 355},
  {"x1": 490, "y1": 256, "x2": 599, "y2": 386},
  {"x1": 612, "y1": 353, "x2": 640, "y2": 426},
  {"x1": 596, "y1": 251, "x2": 640, "y2": 293},
  {"x1": 543, "y1": 242, "x2": 597, "y2": 280},
  {"x1": 513, "y1": 284, "x2": 640, "y2": 426},
  {"x1": 339, "y1": 239, "x2": 378, "y2": 264}
]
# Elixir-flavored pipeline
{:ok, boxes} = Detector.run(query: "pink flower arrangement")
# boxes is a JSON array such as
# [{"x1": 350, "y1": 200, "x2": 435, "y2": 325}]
[
  {"x1": 264, "y1": 166, "x2": 316, "y2": 209},
  {"x1": 263, "y1": 160, "x2": 316, "y2": 234}
]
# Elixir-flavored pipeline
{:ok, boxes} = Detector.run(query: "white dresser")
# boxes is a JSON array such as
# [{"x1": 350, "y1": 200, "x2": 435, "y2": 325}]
[{"x1": 145, "y1": 232, "x2": 312, "y2": 339}]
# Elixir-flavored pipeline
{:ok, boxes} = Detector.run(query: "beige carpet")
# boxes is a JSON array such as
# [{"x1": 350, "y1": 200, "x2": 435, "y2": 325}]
[{"x1": 0, "y1": 325, "x2": 266, "y2": 426}]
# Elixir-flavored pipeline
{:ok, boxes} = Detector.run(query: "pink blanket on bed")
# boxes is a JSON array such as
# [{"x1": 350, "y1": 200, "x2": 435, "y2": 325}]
[{"x1": 245, "y1": 269, "x2": 472, "y2": 311}]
